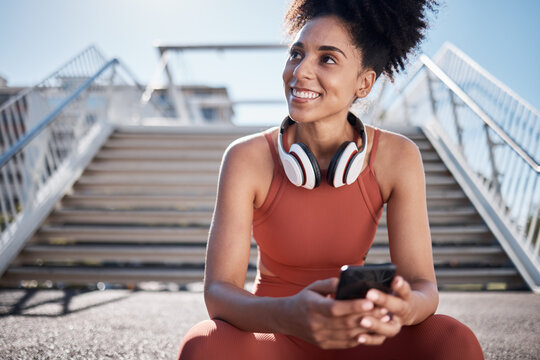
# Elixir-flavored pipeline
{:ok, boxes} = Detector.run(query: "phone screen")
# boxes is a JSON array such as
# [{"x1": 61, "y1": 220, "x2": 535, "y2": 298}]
[{"x1": 335, "y1": 263, "x2": 396, "y2": 300}]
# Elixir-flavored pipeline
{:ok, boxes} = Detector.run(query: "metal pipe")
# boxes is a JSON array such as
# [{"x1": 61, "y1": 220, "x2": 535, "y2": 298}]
[
  {"x1": 0, "y1": 59, "x2": 119, "y2": 169},
  {"x1": 420, "y1": 55, "x2": 540, "y2": 172}
]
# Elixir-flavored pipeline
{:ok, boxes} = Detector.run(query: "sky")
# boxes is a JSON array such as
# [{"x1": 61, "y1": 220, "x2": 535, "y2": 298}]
[{"x1": 1, "y1": 0, "x2": 539, "y2": 124}]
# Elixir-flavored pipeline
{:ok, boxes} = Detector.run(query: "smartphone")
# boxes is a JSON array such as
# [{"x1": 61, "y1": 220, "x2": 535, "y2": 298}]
[{"x1": 335, "y1": 263, "x2": 396, "y2": 300}]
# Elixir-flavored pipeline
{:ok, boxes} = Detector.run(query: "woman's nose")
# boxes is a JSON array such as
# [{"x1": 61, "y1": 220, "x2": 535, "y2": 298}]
[{"x1": 293, "y1": 58, "x2": 315, "y2": 79}]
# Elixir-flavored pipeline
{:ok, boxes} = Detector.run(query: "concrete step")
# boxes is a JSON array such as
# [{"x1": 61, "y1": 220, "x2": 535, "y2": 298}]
[
  {"x1": 425, "y1": 190, "x2": 471, "y2": 208},
  {"x1": 103, "y1": 138, "x2": 233, "y2": 150},
  {"x1": 94, "y1": 149, "x2": 226, "y2": 161},
  {"x1": 51, "y1": 207, "x2": 480, "y2": 227},
  {"x1": 379, "y1": 207, "x2": 482, "y2": 226},
  {"x1": 421, "y1": 152, "x2": 442, "y2": 162},
  {"x1": 17, "y1": 244, "x2": 507, "y2": 268},
  {"x1": 85, "y1": 161, "x2": 220, "y2": 174},
  {"x1": 422, "y1": 163, "x2": 450, "y2": 175},
  {"x1": 35, "y1": 224, "x2": 493, "y2": 245},
  {"x1": 365, "y1": 245, "x2": 509, "y2": 266},
  {"x1": 61, "y1": 194, "x2": 217, "y2": 210},
  {"x1": 0, "y1": 266, "x2": 224, "y2": 286},
  {"x1": 36, "y1": 225, "x2": 210, "y2": 243},
  {"x1": 374, "y1": 225, "x2": 494, "y2": 245},
  {"x1": 73, "y1": 182, "x2": 217, "y2": 196},
  {"x1": 0, "y1": 265, "x2": 523, "y2": 290},
  {"x1": 72, "y1": 175, "x2": 456, "y2": 194},
  {"x1": 49, "y1": 209, "x2": 214, "y2": 226},
  {"x1": 16, "y1": 244, "x2": 258, "y2": 265},
  {"x1": 78, "y1": 173, "x2": 220, "y2": 184},
  {"x1": 434, "y1": 268, "x2": 523, "y2": 289}
]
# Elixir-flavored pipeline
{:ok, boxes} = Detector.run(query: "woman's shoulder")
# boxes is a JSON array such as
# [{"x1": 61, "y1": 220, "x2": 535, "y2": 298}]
[
  {"x1": 374, "y1": 127, "x2": 422, "y2": 164},
  {"x1": 370, "y1": 127, "x2": 424, "y2": 201},
  {"x1": 224, "y1": 127, "x2": 279, "y2": 162},
  {"x1": 220, "y1": 127, "x2": 278, "y2": 207}
]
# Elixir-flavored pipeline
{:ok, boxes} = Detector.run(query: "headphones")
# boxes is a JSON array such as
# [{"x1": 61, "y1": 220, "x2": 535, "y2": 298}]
[{"x1": 277, "y1": 112, "x2": 368, "y2": 189}]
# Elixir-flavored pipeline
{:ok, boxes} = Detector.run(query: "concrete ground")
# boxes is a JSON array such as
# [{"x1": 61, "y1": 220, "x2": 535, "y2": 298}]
[{"x1": 0, "y1": 287, "x2": 538, "y2": 360}]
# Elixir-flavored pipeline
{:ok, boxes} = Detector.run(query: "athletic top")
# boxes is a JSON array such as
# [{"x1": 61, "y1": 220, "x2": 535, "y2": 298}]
[{"x1": 252, "y1": 128, "x2": 384, "y2": 296}]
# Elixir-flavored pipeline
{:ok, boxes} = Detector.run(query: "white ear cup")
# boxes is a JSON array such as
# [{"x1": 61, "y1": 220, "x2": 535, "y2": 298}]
[
  {"x1": 344, "y1": 146, "x2": 367, "y2": 184},
  {"x1": 343, "y1": 128, "x2": 368, "y2": 186},
  {"x1": 331, "y1": 142, "x2": 359, "y2": 188},
  {"x1": 278, "y1": 133, "x2": 304, "y2": 187},
  {"x1": 290, "y1": 144, "x2": 317, "y2": 189}
]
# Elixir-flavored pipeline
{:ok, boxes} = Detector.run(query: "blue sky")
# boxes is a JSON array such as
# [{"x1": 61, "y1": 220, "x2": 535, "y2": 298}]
[{"x1": 1, "y1": 0, "x2": 539, "y2": 123}]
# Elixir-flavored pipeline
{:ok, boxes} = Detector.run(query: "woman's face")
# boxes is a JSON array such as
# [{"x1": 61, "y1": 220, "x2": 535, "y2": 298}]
[{"x1": 283, "y1": 15, "x2": 370, "y2": 125}]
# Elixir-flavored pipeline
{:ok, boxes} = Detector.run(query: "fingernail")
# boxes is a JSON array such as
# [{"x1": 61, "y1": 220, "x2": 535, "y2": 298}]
[
  {"x1": 358, "y1": 335, "x2": 367, "y2": 343},
  {"x1": 362, "y1": 301, "x2": 374, "y2": 311},
  {"x1": 396, "y1": 277, "x2": 403, "y2": 287},
  {"x1": 367, "y1": 290, "x2": 378, "y2": 301},
  {"x1": 361, "y1": 318, "x2": 372, "y2": 328},
  {"x1": 380, "y1": 308, "x2": 388, "y2": 315},
  {"x1": 381, "y1": 315, "x2": 391, "y2": 323}
]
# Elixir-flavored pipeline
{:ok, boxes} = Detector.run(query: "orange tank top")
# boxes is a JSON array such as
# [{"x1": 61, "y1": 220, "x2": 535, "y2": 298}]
[{"x1": 252, "y1": 129, "x2": 384, "y2": 296}]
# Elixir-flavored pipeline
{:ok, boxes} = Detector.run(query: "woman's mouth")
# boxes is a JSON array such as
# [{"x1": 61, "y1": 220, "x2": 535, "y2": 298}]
[{"x1": 291, "y1": 88, "x2": 321, "y2": 100}]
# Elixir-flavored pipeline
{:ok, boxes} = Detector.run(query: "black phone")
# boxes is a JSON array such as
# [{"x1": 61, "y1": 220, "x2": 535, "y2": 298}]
[{"x1": 335, "y1": 263, "x2": 396, "y2": 300}]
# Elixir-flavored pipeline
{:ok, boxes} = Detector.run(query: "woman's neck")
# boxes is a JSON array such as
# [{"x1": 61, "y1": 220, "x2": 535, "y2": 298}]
[{"x1": 290, "y1": 113, "x2": 357, "y2": 169}]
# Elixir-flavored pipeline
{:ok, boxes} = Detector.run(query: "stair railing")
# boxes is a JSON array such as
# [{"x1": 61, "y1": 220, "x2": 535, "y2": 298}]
[
  {"x1": 368, "y1": 43, "x2": 540, "y2": 292},
  {"x1": 146, "y1": 43, "x2": 288, "y2": 123},
  {"x1": 0, "y1": 46, "x2": 159, "y2": 276}
]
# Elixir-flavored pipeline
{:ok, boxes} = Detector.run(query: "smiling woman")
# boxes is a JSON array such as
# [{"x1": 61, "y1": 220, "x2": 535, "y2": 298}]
[{"x1": 177, "y1": 1, "x2": 484, "y2": 359}]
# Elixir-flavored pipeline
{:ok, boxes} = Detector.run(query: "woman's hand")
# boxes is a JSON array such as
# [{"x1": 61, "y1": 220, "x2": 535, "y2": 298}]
[
  {"x1": 354, "y1": 275, "x2": 414, "y2": 345},
  {"x1": 280, "y1": 278, "x2": 388, "y2": 349}
]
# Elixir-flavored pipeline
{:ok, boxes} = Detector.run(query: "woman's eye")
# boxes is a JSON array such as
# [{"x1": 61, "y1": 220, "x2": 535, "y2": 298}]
[
  {"x1": 322, "y1": 55, "x2": 336, "y2": 64},
  {"x1": 289, "y1": 50, "x2": 302, "y2": 60}
]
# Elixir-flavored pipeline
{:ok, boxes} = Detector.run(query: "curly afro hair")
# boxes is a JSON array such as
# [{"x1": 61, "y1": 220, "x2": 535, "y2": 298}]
[{"x1": 284, "y1": 0, "x2": 438, "y2": 81}]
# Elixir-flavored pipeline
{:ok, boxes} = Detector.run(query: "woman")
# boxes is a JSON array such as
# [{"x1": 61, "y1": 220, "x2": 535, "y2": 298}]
[{"x1": 178, "y1": 0, "x2": 484, "y2": 359}]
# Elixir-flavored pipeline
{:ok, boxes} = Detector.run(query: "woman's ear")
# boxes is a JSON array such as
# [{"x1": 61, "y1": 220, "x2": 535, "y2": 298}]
[{"x1": 355, "y1": 70, "x2": 377, "y2": 98}]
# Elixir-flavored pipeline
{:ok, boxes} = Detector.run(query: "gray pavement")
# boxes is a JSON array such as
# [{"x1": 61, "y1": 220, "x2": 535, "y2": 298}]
[{"x1": 0, "y1": 288, "x2": 538, "y2": 359}]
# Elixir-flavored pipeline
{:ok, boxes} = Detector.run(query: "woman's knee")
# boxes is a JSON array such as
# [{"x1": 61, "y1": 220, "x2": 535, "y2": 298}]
[
  {"x1": 412, "y1": 314, "x2": 484, "y2": 360},
  {"x1": 178, "y1": 319, "x2": 243, "y2": 359}
]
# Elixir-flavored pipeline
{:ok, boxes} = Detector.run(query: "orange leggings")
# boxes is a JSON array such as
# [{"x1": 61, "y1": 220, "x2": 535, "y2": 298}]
[{"x1": 178, "y1": 314, "x2": 484, "y2": 360}]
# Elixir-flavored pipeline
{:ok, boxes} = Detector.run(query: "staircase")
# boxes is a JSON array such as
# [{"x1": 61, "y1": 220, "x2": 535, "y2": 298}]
[{"x1": 0, "y1": 125, "x2": 526, "y2": 290}]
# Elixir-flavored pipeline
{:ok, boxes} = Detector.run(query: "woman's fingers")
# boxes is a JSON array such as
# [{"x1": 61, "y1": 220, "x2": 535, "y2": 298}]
[
  {"x1": 391, "y1": 276, "x2": 412, "y2": 300},
  {"x1": 367, "y1": 278, "x2": 410, "y2": 312},
  {"x1": 306, "y1": 277, "x2": 339, "y2": 296},
  {"x1": 359, "y1": 315, "x2": 401, "y2": 339}
]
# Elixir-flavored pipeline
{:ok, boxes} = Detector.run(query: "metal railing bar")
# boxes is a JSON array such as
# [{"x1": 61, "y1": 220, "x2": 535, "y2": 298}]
[
  {"x1": 445, "y1": 42, "x2": 540, "y2": 119},
  {"x1": 0, "y1": 46, "x2": 107, "y2": 114},
  {"x1": 157, "y1": 44, "x2": 288, "y2": 53},
  {"x1": 0, "y1": 59, "x2": 119, "y2": 169},
  {"x1": 0, "y1": 166, "x2": 16, "y2": 219},
  {"x1": 12, "y1": 102, "x2": 25, "y2": 144},
  {"x1": 420, "y1": 55, "x2": 540, "y2": 172},
  {"x1": 4, "y1": 110, "x2": 23, "y2": 202}
]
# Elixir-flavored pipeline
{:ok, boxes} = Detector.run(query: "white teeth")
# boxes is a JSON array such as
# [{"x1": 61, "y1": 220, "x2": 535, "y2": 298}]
[{"x1": 292, "y1": 88, "x2": 320, "y2": 99}]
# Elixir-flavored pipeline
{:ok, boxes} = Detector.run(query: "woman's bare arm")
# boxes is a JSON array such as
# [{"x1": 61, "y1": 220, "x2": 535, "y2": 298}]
[
  {"x1": 374, "y1": 131, "x2": 439, "y2": 325},
  {"x1": 203, "y1": 134, "x2": 284, "y2": 332}
]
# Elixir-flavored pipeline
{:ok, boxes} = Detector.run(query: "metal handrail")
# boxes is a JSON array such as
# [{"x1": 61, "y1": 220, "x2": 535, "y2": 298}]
[
  {"x1": 0, "y1": 46, "x2": 108, "y2": 115},
  {"x1": 420, "y1": 55, "x2": 540, "y2": 172},
  {"x1": 149, "y1": 43, "x2": 288, "y2": 122},
  {"x1": 0, "y1": 45, "x2": 166, "y2": 276},
  {"x1": 369, "y1": 43, "x2": 540, "y2": 291},
  {"x1": 0, "y1": 59, "x2": 118, "y2": 168},
  {"x1": 156, "y1": 43, "x2": 288, "y2": 53}
]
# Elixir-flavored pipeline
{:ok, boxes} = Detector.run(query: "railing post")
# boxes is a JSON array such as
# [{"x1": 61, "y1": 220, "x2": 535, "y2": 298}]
[
  {"x1": 483, "y1": 124, "x2": 503, "y2": 198},
  {"x1": 161, "y1": 49, "x2": 190, "y2": 122},
  {"x1": 448, "y1": 90, "x2": 465, "y2": 154},
  {"x1": 425, "y1": 72, "x2": 439, "y2": 122}
]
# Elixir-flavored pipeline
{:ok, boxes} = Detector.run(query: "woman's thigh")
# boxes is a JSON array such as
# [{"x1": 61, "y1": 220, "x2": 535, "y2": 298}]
[
  {"x1": 177, "y1": 319, "x2": 319, "y2": 360},
  {"x1": 332, "y1": 314, "x2": 484, "y2": 360}
]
